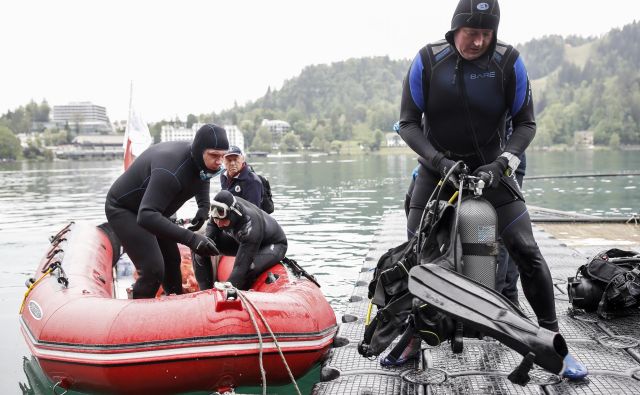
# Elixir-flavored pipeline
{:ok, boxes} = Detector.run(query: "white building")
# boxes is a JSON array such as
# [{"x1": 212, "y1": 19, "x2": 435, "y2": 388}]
[
  {"x1": 261, "y1": 119, "x2": 291, "y2": 140},
  {"x1": 386, "y1": 132, "x2": 407, "y2": 147},
  {"x1": 52, "y1": 102, "x2": 113, "y2": 134},
  {"x1": 161, "y1": 123, "x2": 245, "y2": 152},
  {"x1": 223, "y1": 124, "x2": 245, "y2": 151},
  {"x1": 160, "y1": 124, "x2": 197, "y2": 142}
]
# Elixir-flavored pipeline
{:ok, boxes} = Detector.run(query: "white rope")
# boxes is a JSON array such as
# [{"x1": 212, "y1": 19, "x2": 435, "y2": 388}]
[
  {"x1": 238, "y1": 291, "x2": 302, "y2": 395},
  {"x1": 238, "y1": 292, "x2": 266, "y2": 395}
]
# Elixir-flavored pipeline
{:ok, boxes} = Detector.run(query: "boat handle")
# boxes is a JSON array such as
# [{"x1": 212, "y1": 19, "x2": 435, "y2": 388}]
[{"x1": 52, "y1": 380, "x2": 69, "y2": 395}]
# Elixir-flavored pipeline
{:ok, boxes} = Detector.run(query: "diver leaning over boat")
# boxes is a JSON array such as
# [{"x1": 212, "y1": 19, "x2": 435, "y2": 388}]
[
  {"x1": 104, "y1": 124, "x2": 227, "y2": 299},
  {"x1": 193, "y1": 190, "x2": 288, "y2": 291},
  {"x1": 395, "y1": 0, "x2": 587, "y2": 379}
]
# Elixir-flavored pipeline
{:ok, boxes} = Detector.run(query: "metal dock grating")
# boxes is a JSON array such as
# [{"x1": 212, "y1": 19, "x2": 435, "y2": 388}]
[{"x1": 312, "y1": 209, "x2": 640, "y2": 395}]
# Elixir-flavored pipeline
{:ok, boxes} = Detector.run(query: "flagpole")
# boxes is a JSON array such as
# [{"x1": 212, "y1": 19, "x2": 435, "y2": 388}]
[
  {"x1": 123, "y1": 81, "x2": 134, "y2": 171},
  {"x1": 128, "y1": 81, "x2": 133, "y2": 123}
]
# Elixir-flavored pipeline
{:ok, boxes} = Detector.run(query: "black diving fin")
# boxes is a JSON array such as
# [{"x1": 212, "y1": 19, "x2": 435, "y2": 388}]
[{"x1": 408, "y1": 263, "x2": 568, "y2": 376}]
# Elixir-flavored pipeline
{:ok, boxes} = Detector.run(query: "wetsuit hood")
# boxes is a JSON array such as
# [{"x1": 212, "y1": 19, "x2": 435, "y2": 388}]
[
  {"x1": 191, "y1": 124, "x2": 229, "y2": 174},
  {"x1": 445, "y1": 0, "x2": 500, "y2": 63},
  {"x1": 212, "y1": 190, "x2": 245, "y2": 226}
]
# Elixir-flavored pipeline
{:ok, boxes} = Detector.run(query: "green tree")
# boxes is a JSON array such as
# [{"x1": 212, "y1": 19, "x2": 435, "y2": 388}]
[
  {"x1": 186, "y1": 114, "x2": 198, "y2": 128},
  {"x1": 239, "y1": 120, "x2": 256, "y2": 148},
  {"x1": 0, "y1": 126, "x2": 22, "y2": 159},
  {"x1": 370, "y1": 129, "x2": 384, "y2": 151},
  {"x1": 250, "y1": 126, "x2": 273, "y2": 153},
  {"x1": 330, "y1": 140, "x2": 343, "y2": 154},
  {"x1": 609, "y1": 133, "x2": 621, "y2": 149},
  {"x1": 280, "y1": 132, "x2": 301, "y2": 152},
  {"x1": 310, "y1": 136, "x2": 330, "y2": 152}
]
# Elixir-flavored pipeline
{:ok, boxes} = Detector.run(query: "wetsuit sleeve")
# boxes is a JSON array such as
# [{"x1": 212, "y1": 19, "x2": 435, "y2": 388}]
[
  {"x1": 194, "y1": 181, "x2": 210, "y2": 211},
  {"x1": 137, "y1": 168, "x2": 192, "y2": 243},
  {"x1": 504, "y1": 55, "x2": 536, "y2": 157},
  {"x1": 227, "y1": 215, "x2": 265, "y2": 288},
  {"x1": 398, "y1": 52, "x2": 442, "y2": 169}
]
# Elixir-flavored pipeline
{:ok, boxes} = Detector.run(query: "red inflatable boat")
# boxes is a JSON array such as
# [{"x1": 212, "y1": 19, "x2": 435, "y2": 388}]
[{"x1": 19, "y1": 222, "x2": 337, "y2": 394}]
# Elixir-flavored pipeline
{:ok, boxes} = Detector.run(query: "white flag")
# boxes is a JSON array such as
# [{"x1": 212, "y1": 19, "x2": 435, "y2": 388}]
[{"x1": 123, "y1": 85, "x2": 152, "y2": 170}]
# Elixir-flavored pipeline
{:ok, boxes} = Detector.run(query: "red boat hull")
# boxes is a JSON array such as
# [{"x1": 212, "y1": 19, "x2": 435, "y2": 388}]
[{"x1": 19, "y1": 222, "x2": 337, "y2": 394}]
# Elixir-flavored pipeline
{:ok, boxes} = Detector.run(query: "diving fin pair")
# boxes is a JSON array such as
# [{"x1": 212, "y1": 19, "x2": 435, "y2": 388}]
[{"x1": 408, "y1": 263, "x2": 568, "y2": 376}]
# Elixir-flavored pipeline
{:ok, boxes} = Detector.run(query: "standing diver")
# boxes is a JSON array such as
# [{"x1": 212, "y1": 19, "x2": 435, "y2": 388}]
[
  {"x1": 193, "y1": 190, "x2": 287, "y2": 291},
  {"x1": 105, "y1": 124, "x2": 227, "y2": 299},
  {"x1": 397, "y1": 0, "x2": 587, "y2": 379}
]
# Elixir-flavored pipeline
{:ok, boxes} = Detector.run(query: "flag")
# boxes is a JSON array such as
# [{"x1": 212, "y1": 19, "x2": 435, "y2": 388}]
[{"x1": 123, "y1": 84, "x2": 152, "y2": 171}]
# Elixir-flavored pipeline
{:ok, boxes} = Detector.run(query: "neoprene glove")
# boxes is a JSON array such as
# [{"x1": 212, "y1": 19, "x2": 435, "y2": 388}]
[
  {"x1": 472, "y1": 157, "x2": 508, "y2": 189},
  {"x1": 435, "y1": 155, "x2": 468, "y2": 186},
  {"x1": 188, "y1": 233, "x2": 220, "y2": 256},
  {"x1": 187, "y1": 207, "x2": 209, "y2": 231}
]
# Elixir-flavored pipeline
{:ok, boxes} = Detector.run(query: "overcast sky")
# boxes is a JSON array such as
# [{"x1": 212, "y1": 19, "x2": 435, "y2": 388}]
[{"x1": 1, "y1": 0, "x2": 639, "y2": 122}]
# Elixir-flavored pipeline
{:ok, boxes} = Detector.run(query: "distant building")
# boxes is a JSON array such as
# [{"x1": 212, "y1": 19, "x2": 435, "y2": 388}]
[
  {"x1": 223, "y1": 124, "x2": 245, "y2": 151},
  {"x1": 73, "y1": 134, "x2": 123, "y2": 147},
  {"x1": 53, "y1": 134, "x2": 124, "y2": 160},
  {"x1": 385, "y1": 133, "x2": 406, "y2": 147},
  {"x1": 161, "y1": 123, "x2": 245, "y2": 152},
  {"x1": 52, "y1": 102, "x2": 113, "y2": 134},
  {"x1": 261, "y1": 119, "x2": 290, "y2": 140},
  {"x1": 16, "y1": 133, "x2": 37, "y2": 148},
  {"x1": 161, "y1": 124, "x2": 197, "y2": 143},
  {"x1": 574, "y1": 131, "x2": 594, "y2": 148}
]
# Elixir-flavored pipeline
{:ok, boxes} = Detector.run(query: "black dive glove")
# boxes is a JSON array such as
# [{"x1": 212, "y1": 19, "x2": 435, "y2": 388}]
[
  {"x1": 188, "y1": 233, "x2": 219, "y2": 256},
  {"x1": 435, "y1": 155, "x2": 468, "y2": 185},
  {"x1": 187, "y1": 207, "x2": 209, "y2": 231},
  {"x1": 472, "y1": 157, "x2": 508, "y2": 189}
]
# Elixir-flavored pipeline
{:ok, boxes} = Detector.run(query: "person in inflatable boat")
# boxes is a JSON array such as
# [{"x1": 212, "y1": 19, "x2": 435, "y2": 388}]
[
  {"x1": 105, "y1": 124, "x2": 227, "y2": 299},
  {"x1": 193, "y1": 190, "x2": 287, "y2": 290}
]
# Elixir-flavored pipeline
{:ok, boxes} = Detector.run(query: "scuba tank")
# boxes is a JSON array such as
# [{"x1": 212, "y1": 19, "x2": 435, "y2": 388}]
[
  {"x1": 448, "y1": 173, "x2": 498, "y2": 353},
  {"x1": 457, "y1": 196, "x2": 498, "y2": 289}
]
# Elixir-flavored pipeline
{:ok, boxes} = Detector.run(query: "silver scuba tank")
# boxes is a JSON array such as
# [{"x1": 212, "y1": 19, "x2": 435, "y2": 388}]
[{"x1": 457, "y1": 196, "x2": 498, "y2": 289}]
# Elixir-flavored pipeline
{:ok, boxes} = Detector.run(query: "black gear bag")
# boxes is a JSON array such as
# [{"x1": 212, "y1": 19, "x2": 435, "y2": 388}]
[{"x1": 568, "y1": 248, "x2": 640, "y2": 318}]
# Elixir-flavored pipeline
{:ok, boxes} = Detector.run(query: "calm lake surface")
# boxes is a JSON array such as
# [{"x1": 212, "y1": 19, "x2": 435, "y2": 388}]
[{"x1": 1, "y1": 150, "x2": 639, "y2": 394}]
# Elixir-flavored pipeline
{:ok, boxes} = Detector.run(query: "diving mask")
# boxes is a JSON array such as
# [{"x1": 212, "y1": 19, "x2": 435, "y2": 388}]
[{"x1": 210, "y1": 196, "x2": 243, "y2": 219}]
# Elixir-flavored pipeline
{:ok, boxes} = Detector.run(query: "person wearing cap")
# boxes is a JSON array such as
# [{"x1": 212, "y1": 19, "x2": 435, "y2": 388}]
[
  {"x1": 220, "y1": 145, "x2": 263, "y2": 208},
  {"x1": 105, "y1": 124, "x2": 228, "y2": 299},
  {"x1": 396, "y1": 0, "x2": 587, "y2": 378},
  {"x1": 193, "y1": 190, "x2": 287, "y2": 291}
]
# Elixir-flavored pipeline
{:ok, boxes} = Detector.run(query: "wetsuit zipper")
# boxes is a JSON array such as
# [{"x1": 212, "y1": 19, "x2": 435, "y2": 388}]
[{"x1": 456, "y1": 58, "x2": 487, "y2": 165}]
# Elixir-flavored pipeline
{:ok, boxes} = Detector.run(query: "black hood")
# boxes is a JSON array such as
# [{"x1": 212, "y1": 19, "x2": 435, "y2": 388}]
[
  {"x1": 191, "y1": 124, "x2": 229, "y2": 173},
  {"x1": 445, "y1": 0, "x2": 500, "y2": 60},
  {"x1": 213, "y1": 190, "x2": 245, "y2": 226}
]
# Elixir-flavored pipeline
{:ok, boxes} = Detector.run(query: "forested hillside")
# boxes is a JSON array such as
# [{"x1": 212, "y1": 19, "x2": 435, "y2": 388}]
[
  {"x1": 214, "y1": 56, "x2": 410, "y2": 151},
  {"x1": 528, "y1": 22, "x2": 640, "y2": 146},
  {"x1": 210, "y1": 21, "x2": 639, "y2": 150}
]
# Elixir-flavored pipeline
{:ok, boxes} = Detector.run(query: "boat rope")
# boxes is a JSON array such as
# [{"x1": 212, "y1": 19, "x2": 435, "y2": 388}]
[
  {"x1": 19, "y1": 267, "x2": 53, "y2": 314},
  {"x1": 238, "y1": 291, "x2": 302, "y2": 395},
  {"x1": 237, "y1": 291, "x2": 266, "y2": 395}
]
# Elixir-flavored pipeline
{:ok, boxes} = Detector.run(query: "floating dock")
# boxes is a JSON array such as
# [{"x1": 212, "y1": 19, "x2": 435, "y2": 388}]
[{"x1": 313, "y1": 209, "x2": 640, "y2": 394}]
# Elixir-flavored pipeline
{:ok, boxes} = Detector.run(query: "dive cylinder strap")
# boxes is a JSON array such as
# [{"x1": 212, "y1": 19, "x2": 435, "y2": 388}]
[{"x1": 461, "y1": 242, "x2": 498, "y2": 257}]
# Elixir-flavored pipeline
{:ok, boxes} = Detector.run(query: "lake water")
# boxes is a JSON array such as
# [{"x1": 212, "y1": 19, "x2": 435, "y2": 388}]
[{"x1": 1, "y1": 150, "x2": 639, "y2": 394}]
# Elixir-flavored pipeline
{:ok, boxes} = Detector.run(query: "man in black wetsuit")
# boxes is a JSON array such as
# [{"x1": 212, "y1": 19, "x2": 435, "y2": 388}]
[
  {"x1": 220, "y1": 145, "x2": 263, "y2": 207},
  {"x1": 193, "y1": 190, "x2": 287, "y2": 291},
  {"x1": 397, "y1": 0, "x2": 586, "y2": 378},
  {"x1": 105, "y1": 124, "x2": 228, "y2": 299}
]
